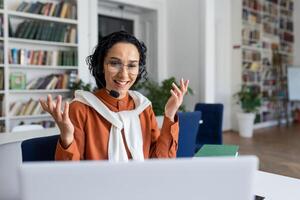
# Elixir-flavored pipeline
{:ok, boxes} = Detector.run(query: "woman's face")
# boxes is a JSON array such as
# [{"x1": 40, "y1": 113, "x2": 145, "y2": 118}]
[{"x1": 103, "y1": 42, "x2": 140, "y2": 99}]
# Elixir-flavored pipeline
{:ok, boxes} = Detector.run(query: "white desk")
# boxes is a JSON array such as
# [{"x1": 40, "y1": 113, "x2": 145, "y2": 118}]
[
  {"x1": 0, "y1": 127, "x2": 59, "y2": 145},
  {"x1": 255, "y1": 171, "x2": 300, "y2": 200}
]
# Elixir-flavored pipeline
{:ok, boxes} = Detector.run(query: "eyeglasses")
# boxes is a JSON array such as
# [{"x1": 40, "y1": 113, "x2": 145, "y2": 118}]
[{"x1": 106, "y1": 60, "x2": 139, "y2": 75}]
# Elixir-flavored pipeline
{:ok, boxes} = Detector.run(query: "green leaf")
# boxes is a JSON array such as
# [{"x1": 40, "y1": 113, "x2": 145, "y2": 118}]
[
  {"x1": 234, "y1": 84, "x2": 261, "y2": 113},
  {"x1": 134, "y1": 77, "x2": 194, "y2": 115}
]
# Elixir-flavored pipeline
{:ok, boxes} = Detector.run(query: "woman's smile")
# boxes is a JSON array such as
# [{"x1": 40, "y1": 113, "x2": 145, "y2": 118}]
[{"x1": 114, "y1": 80, "x2": 131, "y2": 88}]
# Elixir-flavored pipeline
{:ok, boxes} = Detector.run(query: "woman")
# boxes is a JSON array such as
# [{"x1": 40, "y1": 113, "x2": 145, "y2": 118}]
[{"x1": 40, "y1": 31, "x2": 189, "y2": 161}]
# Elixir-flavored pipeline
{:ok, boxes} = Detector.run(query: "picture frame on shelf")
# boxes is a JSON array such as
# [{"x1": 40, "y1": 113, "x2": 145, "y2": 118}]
[{"x1": 10, "y1": 72, "x2": 26, "y2": 90}]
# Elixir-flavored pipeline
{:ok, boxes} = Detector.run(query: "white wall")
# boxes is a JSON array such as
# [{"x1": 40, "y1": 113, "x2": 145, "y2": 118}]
[
  {"x1": 77, "y1": 0, "x2": 92, "y2": 83},
  {"x1": 166, "y1": 0, "x2": 232, "y2": 130},
  {"x1": 215, "y1": 1, "x2": 232, "y2": 130},
  {"x1": 230, "y1": 0, "x2": 243, "y2": 131},
  {"x1": 166, "y1": 0, "x2": 205, "y2": 112},
  {"x1": 295, "y1": 1, "x2": 300, "y2": 66}
]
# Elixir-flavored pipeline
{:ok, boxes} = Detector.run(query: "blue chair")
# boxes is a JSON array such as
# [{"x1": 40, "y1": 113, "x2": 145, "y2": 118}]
[
  {"x1": 194, "y1": 103, "x2": 224, "y2": 152},
  {"x1": 177, "y1": 111, "x2": 201, "y2": 158},
  {"x1": 21, "y1": 135, "x2": 59, "y2": 162}
]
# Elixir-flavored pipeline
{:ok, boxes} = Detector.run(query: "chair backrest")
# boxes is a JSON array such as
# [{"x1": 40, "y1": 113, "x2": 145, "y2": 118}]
[
  {"x1": 21, "y1": 135, "x2": 59, "y2": 162},
  {"x1": 194, "y1": 103, "x2": 224, "y2": 151},
  {"x1": 177, "y1": 111, "x2": 201, "y2": 157}
]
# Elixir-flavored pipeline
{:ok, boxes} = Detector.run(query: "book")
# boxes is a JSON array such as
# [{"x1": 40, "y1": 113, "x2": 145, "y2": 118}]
[
  {"x1": 194, "y1": 144, "x2": 239, "y2": 157},
  {"x1": 28, "y1": 21, "x2": 39, "y2": 39},
  {"x1": 35, "y1": 22, "x2": 44, "y2": 40},
  {"x1": 10, "y1": 72, "x2": 26, "y2": 90},
  {"x1": 48, "y1": 3, "x2": 56, "y2": 17},
  {"x1": 36, "y1": 75, "x2": 53, "y2": 89},
  {"x1": 0, "y1": 95, "x2": 3, "y2": 117},
  {"x1": 26, "y1": 78, "x2": 38, "y2": 89},
  {"x1": 45, "y1": 76, "x2": 58, "y2": 90},
  {"x1": 8, "y1": 18, "x2": 14, "y2": 37},
  {"x1": 19, "y1": 49, "x2": 26, "y2": 65},
  {"x1": 0, "y1": 69, "x2": 4, "y2": 90},
  {"x1": 18, "y1": 102, "x2": 27, "y2": 116},
  {"x1": 54, "y1": 2, "x2": 64, "y2": 17},
  {"x1": 31, "y1": 102, "x2": 43, "y2": 115},
  {"x1": 60, "y1": 3, "x2": 69, "y2": 18},
  {"x1": 16, "y1": 2, "x2": 29, "y2": 12},
  {"x1": 22, "y1": 20, "x2": 33, "y2": 39},
  {"x1": 22, "y1": 98, "x2": 35, "y2": 116},
  {"x1": 10, "y1": 102, "x2": 22, "y2": 116},
  {"x1": 69, "y1": 27, "x2": 77, "y2": 43},
  {"x1": 11, "y1": 48, "x2": 18, "y2": 64}
]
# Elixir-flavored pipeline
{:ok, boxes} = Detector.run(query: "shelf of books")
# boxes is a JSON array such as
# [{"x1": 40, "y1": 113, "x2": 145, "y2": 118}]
[
  {"x1": 0, "y1": 0, "x2": 4, "y2": 133},
  {"x1": 241, "y1": 0, "x2": 294, "y2": 126},
  {"x1": 0, "y1": 0, "x2": 78, "y2": 135}
]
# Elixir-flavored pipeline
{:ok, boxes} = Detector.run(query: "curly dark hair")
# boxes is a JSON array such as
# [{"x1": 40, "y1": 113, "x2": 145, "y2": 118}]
[{"x1": 86, "y1": 31, "x2": 148, "y2": 89}]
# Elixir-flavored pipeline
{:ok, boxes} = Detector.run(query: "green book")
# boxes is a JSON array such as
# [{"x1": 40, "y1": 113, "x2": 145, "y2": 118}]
[
  {"x1": 194, "y1": 144, "x2": 239, "y2": 157},
  {"x1": 23, "y1": 21, "x2": 34, "y2": 39}
]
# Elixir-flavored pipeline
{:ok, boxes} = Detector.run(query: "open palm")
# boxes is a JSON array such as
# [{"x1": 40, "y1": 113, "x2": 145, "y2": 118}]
[
  {"x1": 164, "y1": 78, "x2": 189, "y2": 121},
  {"x1": 40, "y1": 95, "x2": 74, "y2": 147}
]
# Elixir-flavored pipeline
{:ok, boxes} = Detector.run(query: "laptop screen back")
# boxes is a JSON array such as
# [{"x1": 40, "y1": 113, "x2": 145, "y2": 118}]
[{"x1": 20, "y1": 156, "x2": 258, "y2": 200}]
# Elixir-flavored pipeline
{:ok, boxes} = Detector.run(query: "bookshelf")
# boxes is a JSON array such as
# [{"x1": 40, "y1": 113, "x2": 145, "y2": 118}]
[
  {"x1": 240, "y1": 0, "x2": 294, "y2": 126},
  {"x1": 0, "y1": 0, "x2": 79, "y2": 134}
]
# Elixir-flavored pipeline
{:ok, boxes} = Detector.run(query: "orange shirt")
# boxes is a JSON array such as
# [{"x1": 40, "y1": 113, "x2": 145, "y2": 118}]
[{"x1": 55, "y1": 89, "x2": 179, "y2": 160}]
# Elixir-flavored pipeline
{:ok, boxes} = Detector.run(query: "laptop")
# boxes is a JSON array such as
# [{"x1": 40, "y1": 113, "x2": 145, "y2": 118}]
[{"x1": 20, "y1": 156, "x2": 258, "y2": 200}]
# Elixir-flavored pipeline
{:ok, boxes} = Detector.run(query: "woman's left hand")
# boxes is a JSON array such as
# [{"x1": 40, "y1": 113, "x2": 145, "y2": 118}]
[{"x1": 164, "y1": 78, "x2": 189, "y2": 121}]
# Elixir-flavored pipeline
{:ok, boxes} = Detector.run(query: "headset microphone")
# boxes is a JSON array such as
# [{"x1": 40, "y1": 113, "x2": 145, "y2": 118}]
[
  {"x1": 109, "y1": 90, "x2": 120, "y2": 98},
  {"x1": 95, "y1": 76, "x2": 120, "y2": 98}
]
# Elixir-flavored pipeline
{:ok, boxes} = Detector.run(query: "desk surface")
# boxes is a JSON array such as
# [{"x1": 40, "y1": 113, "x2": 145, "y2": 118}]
[
  {"x1": 255, "y1": 171, "x2": 300, "y2": 200},
  {"x1": 0, "y1": 127, "x2": 59, "y2": 145}
]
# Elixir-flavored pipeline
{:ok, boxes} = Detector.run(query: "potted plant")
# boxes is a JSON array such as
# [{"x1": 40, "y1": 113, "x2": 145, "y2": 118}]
[
  {"x1": 234, "y1": 84, "x2": 261, "y2": 138},
  {"x1": 134, "y1": 77, "x2": 193, "y2": 126},
  {"x1": 70, "y1": 79, "x2": 95, "y2": 92}
]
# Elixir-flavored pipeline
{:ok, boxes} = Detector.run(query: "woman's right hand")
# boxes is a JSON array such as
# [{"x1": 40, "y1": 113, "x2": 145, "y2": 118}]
[{"x1": 40, "y1": 95, "x2": 74, "y2": 148}]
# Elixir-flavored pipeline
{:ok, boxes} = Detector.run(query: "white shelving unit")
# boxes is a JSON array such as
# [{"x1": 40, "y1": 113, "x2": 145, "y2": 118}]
[
  {"x1": 0, "y1": 0, "x2": 79, "y2": 139},
  {"x1": 232, "y1": 0, "x2": 294, "y2": 128}
]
